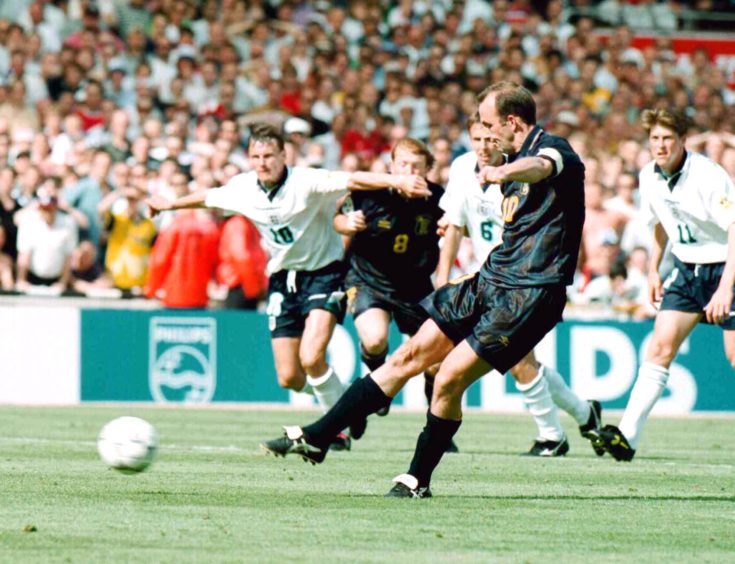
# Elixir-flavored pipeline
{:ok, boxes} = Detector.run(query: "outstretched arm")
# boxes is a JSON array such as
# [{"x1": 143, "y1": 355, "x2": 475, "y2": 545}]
[
  {"x1": 346, "y1": 172, "x2": 431, "y2": 198},
  {"x1": 147, "y1": 189, "x2": 210, "y2": 217}
]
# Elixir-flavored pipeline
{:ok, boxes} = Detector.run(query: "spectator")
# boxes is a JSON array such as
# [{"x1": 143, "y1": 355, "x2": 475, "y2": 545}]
[
  {"x1": 69, "y1": 239, "x2": 113, "y2": 295},
  {"x1": 63, "y1": 149, "x2": 112, "y2": 250},
  {"x1": 217, "y1": 215, "x2": 268, "y2": 310},
  {"x1": 145, "y1": 208, "x2": 220, "y2": 309},
  {"x1": 580, "y1": 181, "x2": 628, "y2": 278},
  {"x1": 98, "y1": 186, "x2": 156, "y2": 293},
  {"x1": 0, "y1": 167, "x2": 20, "y2": 261},
  {"x1": 15, "y1": 188, "x2": 78, "y2": 293}
]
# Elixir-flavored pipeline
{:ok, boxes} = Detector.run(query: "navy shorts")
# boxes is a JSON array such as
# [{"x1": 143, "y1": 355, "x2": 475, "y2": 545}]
[
  {"x1": 266, "y1": 261, "x2": 347, "y2": 338},
  {"x1": 422, "y1": 272, "x2": 567, "y2": 373},
  {"x1": 346, "y1": 282, "x2": 429, "y2": 336},
  {"x1": 661, "y1": 257, "x2": 735, "y2": 329}
]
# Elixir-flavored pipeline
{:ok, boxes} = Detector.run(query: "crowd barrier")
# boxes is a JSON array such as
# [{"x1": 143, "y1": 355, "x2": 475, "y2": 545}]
[{"x1": 1, "y1": 299, "x2": 733, "y2": 412}]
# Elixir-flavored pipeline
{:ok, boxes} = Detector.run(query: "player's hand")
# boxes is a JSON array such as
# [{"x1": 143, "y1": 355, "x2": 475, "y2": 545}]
[
  {"x1": 146, "y1": 194, "x2": 173, "y2": 217},
  {"x1": 647, "y1": 270, "x2": 663, "y2": 305},
  {"x1": 436, "y1": 215, "x2": 448, "y2": 237},
  {"x1": 704, "y1": 283, "x2": 733, "y2": 325},
  {"x1": 345, "y1": 210, "x2": 367, "y2": 234},
  {"x1": 394, "y1": 175, "x2": 431, "y2": 198},
  {"x1": 477, "y1": 165, "x2": 508, "y2": 185}
]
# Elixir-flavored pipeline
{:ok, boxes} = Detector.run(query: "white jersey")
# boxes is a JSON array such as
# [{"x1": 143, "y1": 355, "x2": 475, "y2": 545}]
[
  {"x1": 205, "y1": 166, "x2": 350, "y2": 274},
  {"x1": 439, "y1": 151, "x2": 504, "y2": 262},
  {"x1": 639, "y1": 151, "x2": 735, "y2": 264}
]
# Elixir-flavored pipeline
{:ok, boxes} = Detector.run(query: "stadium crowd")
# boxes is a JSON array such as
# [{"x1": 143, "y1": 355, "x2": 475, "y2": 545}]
[{"x1": 0, "y1": 0, "x2": 734, "y2": 318}]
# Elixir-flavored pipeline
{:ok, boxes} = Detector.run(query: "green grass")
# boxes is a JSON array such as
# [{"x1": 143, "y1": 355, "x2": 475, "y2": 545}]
[{"x1": 0, "y1": 406, "x2": 733, "y2": 563}]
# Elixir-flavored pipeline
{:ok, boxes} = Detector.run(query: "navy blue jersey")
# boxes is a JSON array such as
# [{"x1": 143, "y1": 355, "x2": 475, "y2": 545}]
[
  {"x1": 345, "y1": 181, "x2": 444, "y2": 300},
  {"x1": 482, "y1": 126, "x2": 585, "y2": 288}
]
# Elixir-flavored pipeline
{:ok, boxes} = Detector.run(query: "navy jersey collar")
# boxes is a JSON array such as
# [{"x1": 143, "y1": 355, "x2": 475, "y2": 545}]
[
  {"x1": 517, "y1": 125, "x2": 543, "y2": 158},
  {"x1": 258, "y1": 166, "x2": 290, "y2": 201}
]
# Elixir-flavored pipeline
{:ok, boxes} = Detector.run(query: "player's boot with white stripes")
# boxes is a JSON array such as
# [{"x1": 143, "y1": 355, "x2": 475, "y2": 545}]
[{"x1": 260, "y1": 426, "x2": 326, "y2": 465}]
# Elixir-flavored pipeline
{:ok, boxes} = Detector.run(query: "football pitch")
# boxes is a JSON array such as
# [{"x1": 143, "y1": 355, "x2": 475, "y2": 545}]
[{"x1": 1, "y1": 406, "x2": 733, "y2": 563}]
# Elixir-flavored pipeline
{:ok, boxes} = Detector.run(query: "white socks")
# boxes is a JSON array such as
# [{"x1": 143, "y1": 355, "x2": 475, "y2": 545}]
[
  {"x1": 619, "y1": 362, "x2": 670, "y2": 449},
  {"x1": 540, "y1": 364, "x2": 590, "y2": 425},
  {"x1": 516, "y1": 371, "x2": 564, "y2": 442},
  {"x1": 307, "y1": 367, "x2": 345, "y2": 413},
  {"x1": 298, "y1": 381, "x2": 314, "y2": 396}
]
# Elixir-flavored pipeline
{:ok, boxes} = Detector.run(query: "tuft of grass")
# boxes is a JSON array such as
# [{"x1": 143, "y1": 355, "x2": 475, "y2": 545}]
[{"x1": 0, "y1": 406, "x2": 733, "y2": 563}]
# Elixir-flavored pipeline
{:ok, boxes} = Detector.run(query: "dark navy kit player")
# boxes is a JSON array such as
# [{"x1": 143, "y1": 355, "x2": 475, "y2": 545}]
[{"x1": 262, "y1": 82, "x2": 586, "y2": 498}]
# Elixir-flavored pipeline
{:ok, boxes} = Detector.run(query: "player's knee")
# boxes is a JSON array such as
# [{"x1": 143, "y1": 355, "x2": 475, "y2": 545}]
[
  {"x1": 433, "y1": 371, "x2": 465, "y2": 403},
  {"x1": 277, "y1": 369, "x2": 305, "y2": 391},
  {"x1": 360, "y1": 334, "x2": 389, "y2": 356},
  {"x1": 299, "y1": 349, "x2": 327, "y2": 374},
  {"x1": 645, "y1": 337, "x2": 677, "y2": 366},
  {"x1": 390, "y1": 339, "x2": 420, "y2": 370},
  {"x1": 508, "y1": 361, "x2": 536, "y2": 383}
]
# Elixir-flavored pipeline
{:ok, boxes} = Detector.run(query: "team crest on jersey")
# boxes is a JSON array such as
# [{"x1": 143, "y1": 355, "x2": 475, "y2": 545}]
[
  {"x1": 269, "y1": 214, "x2": 280, "y2": 224},
  {"x1": 414, "y1": 214, "x2": 432, "y2": 235},
  {"x1": 720, "y1": 196, "x2": 733, "y2": 209}
]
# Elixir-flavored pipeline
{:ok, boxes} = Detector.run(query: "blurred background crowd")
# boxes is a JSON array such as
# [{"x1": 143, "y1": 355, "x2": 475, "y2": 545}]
[{"x1": 0, "y1": 0, "x2": 734, "y2": 319}]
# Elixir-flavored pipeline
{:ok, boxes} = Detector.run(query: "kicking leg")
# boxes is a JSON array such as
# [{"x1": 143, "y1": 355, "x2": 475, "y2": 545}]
[{"x1": 262, "y1": 319, "x2": 454, "y2": 463}]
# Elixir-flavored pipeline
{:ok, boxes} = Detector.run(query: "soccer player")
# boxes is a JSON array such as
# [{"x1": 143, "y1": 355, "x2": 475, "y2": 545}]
[
  {"x1": 262, "y1": 82, "x2": 586, "y2": 497},
  {"x1": 147, "y1": 124, "x2": 431, "y2": 449},
  {"x1": 598, "y1": 108, "x2": 735, "y2": 462},
  {"x1": 437, "y1": 113, "x2": 602, "y2": 457},
  {"x1": 334, "y1": 138, "x2": 451, "y2": 446}
]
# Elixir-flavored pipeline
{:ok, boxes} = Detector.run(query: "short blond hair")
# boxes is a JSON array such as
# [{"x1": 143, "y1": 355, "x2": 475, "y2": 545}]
[{"x1": 391, "y1": 138, "x2": 435, "y2": 170}]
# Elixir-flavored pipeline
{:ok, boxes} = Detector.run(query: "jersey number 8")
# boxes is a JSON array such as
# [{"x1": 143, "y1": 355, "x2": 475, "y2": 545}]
[{"x1": 393, "y1": 234, "x2": 409, "y2": 253}]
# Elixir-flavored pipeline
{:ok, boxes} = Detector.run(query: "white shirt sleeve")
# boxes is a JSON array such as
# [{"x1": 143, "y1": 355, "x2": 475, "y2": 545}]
[
  {"x1": 204, "y1": 176, "x2": 248, "y2": 214},
  {"x1": 306, "y1": 168, "x2": 351, "y2": 195},
  {"x1": 706, "y1": 166, "x2": 735, "y2": 231},
  {"x1": 15, "y1": 218, "x2": 33, "y2": 254}
]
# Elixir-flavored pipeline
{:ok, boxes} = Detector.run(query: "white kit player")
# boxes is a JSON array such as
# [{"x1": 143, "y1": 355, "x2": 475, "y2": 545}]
[
  {"x1": 147, "y1": 124, "x2": 430, "y2": 448},
  {"x1": 600, "y1": 108, "x2": 735, "y2": 461},
  {"x1": 436, "y1": 113, "x2": 603, "y2": 457}
]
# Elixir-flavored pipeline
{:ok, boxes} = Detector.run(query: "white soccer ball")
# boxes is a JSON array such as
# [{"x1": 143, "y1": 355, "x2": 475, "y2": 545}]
[{"x1": 97, "y1": 416, "x2": 158, "y2": 474}]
